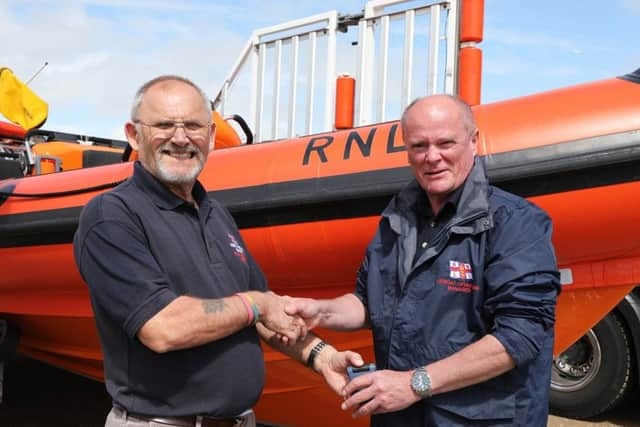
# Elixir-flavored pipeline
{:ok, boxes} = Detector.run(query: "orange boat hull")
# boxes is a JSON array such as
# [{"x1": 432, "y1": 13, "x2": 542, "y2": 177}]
[{"x1": 2, "y1": 75, "x2": 640, "y2": 426}]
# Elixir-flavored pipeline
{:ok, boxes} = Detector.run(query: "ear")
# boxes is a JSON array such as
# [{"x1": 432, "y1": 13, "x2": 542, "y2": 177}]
[
  {"x1": 209, "y1": 123, "x2": 217, "y2": 151},
  {"x1": 470, "y1": 128, "x2": 479, "y2": 156},
  {"x1": 125, "y1": 122, "x2": 140, "y2": 151}
]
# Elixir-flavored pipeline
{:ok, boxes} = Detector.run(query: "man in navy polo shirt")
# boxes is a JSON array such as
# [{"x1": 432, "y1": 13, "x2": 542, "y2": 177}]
[
  {"x1": 74, "y1": 75, "x2": 363, "y2": 427},
  {"x1": 286, "y1": 95, "x2": 561, "y2": 426}
]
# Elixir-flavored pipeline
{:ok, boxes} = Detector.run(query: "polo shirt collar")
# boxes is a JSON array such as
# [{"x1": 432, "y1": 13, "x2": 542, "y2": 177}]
[
  {"x1": 132, "y1": 161, "x2": 209, "y2": 211},
  {"x1": 414, "y1": 181, "x2": 464, "y2": 221}
]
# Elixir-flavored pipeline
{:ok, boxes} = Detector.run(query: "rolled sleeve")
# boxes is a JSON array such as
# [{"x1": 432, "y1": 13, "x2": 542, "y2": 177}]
[
  {"x1": 354, "y1": 253, "x2": 370, "y2": 306},
  {"x1": 484, "y1": 202, "x2": 561, "y2": 366}
]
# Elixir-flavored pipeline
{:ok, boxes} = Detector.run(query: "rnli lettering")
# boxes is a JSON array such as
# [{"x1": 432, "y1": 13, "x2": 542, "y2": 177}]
[
  {"x1": 343, "y1": 128, "x2": 376, "y2": 159},
  {"x1": 302, "y1": 124, "x2": 406, "y2": 165},
  {"x1": 387, "y1": 124, "x2": 405, "y2": 153},
  {"x1": 303, "y1": 136, "x2": 334, "y2": 165}
]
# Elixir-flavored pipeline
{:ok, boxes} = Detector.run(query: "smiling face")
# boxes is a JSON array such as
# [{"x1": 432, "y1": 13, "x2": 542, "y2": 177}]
[
  {"x1": 125, "y1": 79, "x2": 214, "y2": 200},
  {"x1": 401, "y1": 96, "x2": 478, "y2": 214}
]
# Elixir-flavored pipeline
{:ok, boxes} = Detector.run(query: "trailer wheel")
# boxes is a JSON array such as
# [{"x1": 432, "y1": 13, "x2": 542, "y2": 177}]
[
  {"x1": 0, "y1": 319, "x2": 19, "y2": 361},
  {"x1": 549, "y1": 311, "x2": 634, "y2": 419}
]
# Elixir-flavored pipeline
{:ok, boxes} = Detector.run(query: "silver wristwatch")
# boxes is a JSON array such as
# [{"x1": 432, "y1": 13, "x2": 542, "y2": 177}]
[{"x1": 410, "y1": 367, "x2": 432, "y2": 398}]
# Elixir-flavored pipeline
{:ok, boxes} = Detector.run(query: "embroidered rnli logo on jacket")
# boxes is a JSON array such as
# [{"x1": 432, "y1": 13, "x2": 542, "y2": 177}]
[
  {"x1": 228, "y1": 233, "x2": 247, "y2": 264},
  {"x1": 435, "y1": 260, "x2": 479, "y2": 293},
  {"x1": 449, "y1": 260, "x2": 473, "y2": 280}
]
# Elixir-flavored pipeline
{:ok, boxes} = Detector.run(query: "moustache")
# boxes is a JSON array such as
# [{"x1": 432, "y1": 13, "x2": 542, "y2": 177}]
[{"x1": 158, "y1": 143, "x2": 199, "y2": 156}]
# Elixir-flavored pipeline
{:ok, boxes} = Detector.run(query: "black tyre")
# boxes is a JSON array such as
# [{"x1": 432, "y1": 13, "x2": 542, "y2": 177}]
[
  {"x1": 0, "y1": 319, "x2": 20, "y2": 361},
  {"x1": 549, "y1": 311, "x2": 634, "y2": 419}
]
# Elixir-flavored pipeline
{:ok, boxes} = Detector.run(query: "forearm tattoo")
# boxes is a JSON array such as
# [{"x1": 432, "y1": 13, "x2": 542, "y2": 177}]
[{"x1": 202, "y1": 299, "x2": 227, "y2": 314}]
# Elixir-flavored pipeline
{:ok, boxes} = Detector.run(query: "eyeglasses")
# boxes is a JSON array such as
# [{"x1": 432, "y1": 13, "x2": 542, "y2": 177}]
[{"x1": 134, "y1": 119, "x2": 212, "y2": 140}]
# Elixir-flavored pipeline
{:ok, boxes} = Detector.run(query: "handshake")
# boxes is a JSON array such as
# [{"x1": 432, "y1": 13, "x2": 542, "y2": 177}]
[
  {"x1": 246, "y1": 291, "x2": 360, "y2": 347},
  {"x1": 244, "y1": 291, "x2": 310, "y2": 345},
  {"x1": 244, "y1": 292, "x2": 370, "y2": 396},
  {"x1": 245, "y1": 292, "x2": 413, "y2": 419}
]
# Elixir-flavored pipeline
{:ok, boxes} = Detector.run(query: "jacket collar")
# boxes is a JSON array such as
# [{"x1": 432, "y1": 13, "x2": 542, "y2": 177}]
[{"x1": 383, "y1": 158, "x2": 493, "y2": 236}]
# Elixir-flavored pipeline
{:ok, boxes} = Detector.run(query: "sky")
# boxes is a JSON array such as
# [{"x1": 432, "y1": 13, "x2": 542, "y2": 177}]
[{"x1": 1, "y1": 0, "x2": 638, "y2": 140}]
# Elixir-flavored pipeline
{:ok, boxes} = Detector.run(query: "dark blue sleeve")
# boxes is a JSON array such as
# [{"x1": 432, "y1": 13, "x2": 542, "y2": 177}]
[
  {"x1": 73, "y1": 196, "x2": 177, "y2": 339},
  {"x1": 484, "y1": 201, "x2": 561, "y2": 366},
  {"x1": 354, "y1": 250, "x2": 370, "y2": 306}
]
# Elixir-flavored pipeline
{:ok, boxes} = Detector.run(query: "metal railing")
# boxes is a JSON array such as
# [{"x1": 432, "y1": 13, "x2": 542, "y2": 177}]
[{"x1": 213, "y1": 0, "x2": 460, "y2": 143}]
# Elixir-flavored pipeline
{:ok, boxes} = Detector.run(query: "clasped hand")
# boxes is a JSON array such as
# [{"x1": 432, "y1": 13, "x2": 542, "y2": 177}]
[{"x1": 256, "y1": 292, "x2": 307, "y2": 345}]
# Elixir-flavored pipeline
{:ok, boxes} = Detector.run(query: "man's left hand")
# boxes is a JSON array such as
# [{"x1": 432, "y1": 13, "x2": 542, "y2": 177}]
[
  {"x1": 340, "y1": 369, "x2": 419, "y2": 418},
  {"x1": 318, "y1": 350, "x2": 364, "y2": 395}
]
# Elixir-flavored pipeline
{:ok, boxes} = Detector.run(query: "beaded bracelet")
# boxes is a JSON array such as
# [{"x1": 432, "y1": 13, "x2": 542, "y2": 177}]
[{"x1": 236, "y1": 293, "x2": 255, "y2": 327}]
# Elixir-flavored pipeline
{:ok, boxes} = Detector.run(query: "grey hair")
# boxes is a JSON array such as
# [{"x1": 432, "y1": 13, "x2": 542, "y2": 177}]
[
  {"x1": 401, "y1": 94, "x2": 477, "y2": 136},
  {"x1": 130, "y1": 75, "x2": 211, "y2": 122}
]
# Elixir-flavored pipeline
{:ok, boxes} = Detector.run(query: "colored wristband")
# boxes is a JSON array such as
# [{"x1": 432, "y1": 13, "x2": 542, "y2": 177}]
[
  {"x1": 244, "y1": 293, "x2": 260, "y2": 325},
  {"x1": 236, "y1": 293, "x2": 255, "y2": 327},
  {"x1": 306, "y1": 340, "x2": 327, "y2": 369}
]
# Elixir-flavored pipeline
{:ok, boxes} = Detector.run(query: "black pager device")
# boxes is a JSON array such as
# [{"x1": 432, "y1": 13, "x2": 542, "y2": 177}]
[{"x1": 347, "y1": 363, "x2": 376, "y2": 380}]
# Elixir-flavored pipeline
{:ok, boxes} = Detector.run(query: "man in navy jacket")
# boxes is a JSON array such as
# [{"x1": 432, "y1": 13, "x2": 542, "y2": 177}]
[{"x1": 286, "y1": 95, "x2": 561, "y2": 426}]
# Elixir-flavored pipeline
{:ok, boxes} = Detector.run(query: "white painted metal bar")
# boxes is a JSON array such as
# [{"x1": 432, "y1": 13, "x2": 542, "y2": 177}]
[
  {"x1": 365, "y1": 0, "x2": 449, "y2": 19},
  {"x1": 219, "y1": 81, "x2": 229, "y2": 116},
  {"x1": 272, "y1": 39, "x2": 283, "y2": 139},
  {"x1": 305, "y1": 31, "x2": 317, "y2": 135},
  {"x1": 357, "y1": 20, "x2": 376, "y2": 126},
  {"x1": 365, "y1": 0, "x2": 413, "y2": 18},
  {"x1": 324, "y1": 14, "x2": 337, "y2": 132},
  {"x1": 444, "y1": 0, "x2": 459, "y2": 94},
  {"x1": 254, "y1": 43, "x2": 267, "y2": 142},
  {"x1": 248, "y1": 39, "x2": 259, "y2": 139},
  {"x1": 376, "y1": 15, "x2": 390, "y2": 122},
  {"x1": 288, "y1": 35, "x2": 299, "y2": 138},
  {"x1": 212, "y1": 38, "x2": 254, "y2": 111},
  {"x1": 354, "y1": 20, "x2": 366, "y2": 127},
  {"x1": 254, "y1": 11, "x2": 338, "y2": 43},
  {"x1": 427, "y1": 4, "x2": 441, "y2": 95},
  {"x1": 400, "y1": 9, "x2": 415, "y2": 109}
]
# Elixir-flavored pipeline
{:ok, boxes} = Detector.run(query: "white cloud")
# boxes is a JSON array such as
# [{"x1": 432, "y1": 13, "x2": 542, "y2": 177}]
[
  {"x1": 0, "y1": 0, "x2": 250, "y2": 135},
  {"x1": 47, "y1": 52, "x2": 111, "y2": 74}
]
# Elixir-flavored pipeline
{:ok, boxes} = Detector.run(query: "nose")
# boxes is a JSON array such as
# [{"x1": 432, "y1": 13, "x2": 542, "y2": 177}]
[
  {"x1": 171, "y1": 124, "x2": 189, "y2": 145},
  {"x1": 423, "y1": 146, "x2": 441, "y2": 164}
]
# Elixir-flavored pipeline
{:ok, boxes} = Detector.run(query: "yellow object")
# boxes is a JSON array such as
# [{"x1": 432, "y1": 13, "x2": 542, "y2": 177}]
[{"x1": 0, "y1": 67, "x2": 48, "y2": 130}]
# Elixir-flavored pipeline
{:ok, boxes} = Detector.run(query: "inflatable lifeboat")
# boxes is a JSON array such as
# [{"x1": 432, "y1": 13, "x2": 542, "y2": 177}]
[
  {"x1": 1, "y1": 71, "x2": 640, "y2": 425},
  {"x1": 2, "y1": 0, "x2": 640, "y2": 423}
]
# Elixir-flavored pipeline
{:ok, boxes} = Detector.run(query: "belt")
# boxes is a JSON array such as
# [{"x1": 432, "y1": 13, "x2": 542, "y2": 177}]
[{"x1": 113, "y1": 405, "x2": 243, "y2": 427}]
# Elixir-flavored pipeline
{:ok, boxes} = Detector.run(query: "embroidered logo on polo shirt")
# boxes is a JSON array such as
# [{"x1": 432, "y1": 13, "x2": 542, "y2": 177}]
[
  {"x1": 449, "y1": 260, "x2": 473, "y2": 280},
  {"x1": 228, "y1": 233, "x2": 247, "y2": 264}
]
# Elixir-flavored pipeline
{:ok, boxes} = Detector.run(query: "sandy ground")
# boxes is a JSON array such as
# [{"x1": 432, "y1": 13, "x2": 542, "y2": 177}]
[{"x1": 0, "y1": 355, "x2": 638, "y2": 427}]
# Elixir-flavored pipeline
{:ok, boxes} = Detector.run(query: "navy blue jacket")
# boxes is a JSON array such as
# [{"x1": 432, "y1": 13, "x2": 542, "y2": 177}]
[{"x1": 355, "y1": 160, "x2": 560, "y2": 426}]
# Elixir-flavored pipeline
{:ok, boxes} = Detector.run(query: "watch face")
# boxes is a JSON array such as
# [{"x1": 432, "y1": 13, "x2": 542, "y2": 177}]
[{"x1": 411, "y1": 368, "x2": 431, "y2": 397}]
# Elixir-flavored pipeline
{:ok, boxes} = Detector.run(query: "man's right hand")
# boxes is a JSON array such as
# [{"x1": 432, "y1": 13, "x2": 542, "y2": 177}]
[
  {"x1": 250, "y1": 291, "x2": 307, "y2": 345},
  {"x1": 284, "y1": 297, "x2": 324, "y2": 330}
]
